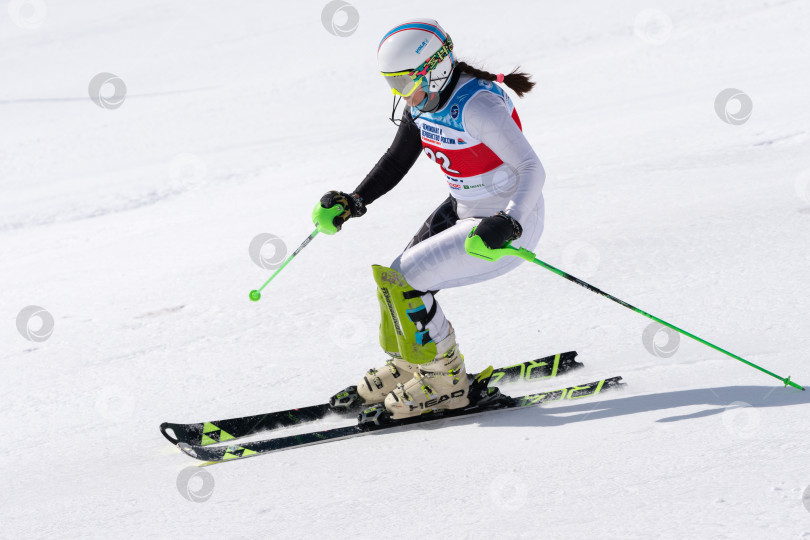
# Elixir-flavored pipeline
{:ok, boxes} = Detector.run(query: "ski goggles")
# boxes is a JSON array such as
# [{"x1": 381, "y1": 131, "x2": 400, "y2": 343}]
[
  {"x1": 381, "y1": 71, "x2": 425, "y2": 97},
  {"x1": 381, "y1": 35, "x2": 454, "y2": 97}
]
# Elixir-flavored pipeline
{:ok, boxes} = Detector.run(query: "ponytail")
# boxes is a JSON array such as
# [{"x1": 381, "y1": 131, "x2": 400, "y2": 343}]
[{"x1": 455, "y1": 61, "x2": 535, "y2": 97}]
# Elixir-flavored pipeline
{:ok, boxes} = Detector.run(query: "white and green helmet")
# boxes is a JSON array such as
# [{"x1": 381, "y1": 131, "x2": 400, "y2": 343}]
[{"x1": 377, "y1": 18, "x2": 456, "y2": 99}]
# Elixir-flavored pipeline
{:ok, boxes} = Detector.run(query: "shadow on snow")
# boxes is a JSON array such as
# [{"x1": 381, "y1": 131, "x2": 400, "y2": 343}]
[{"x1": 407, "y1": 384, "x2": 810, "y2": 431}]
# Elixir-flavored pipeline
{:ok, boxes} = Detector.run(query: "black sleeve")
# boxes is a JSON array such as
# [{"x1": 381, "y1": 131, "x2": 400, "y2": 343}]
[{"x1": 352, "y1": 109, "x2": 423, "y2": 205}]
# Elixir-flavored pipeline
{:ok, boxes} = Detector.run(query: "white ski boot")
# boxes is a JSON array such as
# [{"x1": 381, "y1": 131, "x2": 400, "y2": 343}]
[
  {"x1": 383, "y1": 328, "x2": 470, "y2": 419},
  {"x1": 356, "y1": 356, "x2": 419, "y2": 404}
]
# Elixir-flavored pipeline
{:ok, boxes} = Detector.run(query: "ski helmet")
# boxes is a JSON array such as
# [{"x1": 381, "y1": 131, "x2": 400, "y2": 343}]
[{"x1": 377, "y1": 19, "x2": 455, "y2": 99}]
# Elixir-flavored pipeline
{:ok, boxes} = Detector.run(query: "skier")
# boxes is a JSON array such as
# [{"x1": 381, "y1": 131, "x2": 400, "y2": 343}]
[{"x1": 312, "y1": 18, "x2": 545, "y2": 420}]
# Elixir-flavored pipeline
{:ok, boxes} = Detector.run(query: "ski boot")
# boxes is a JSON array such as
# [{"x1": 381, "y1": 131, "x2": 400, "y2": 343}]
[
  {"x1": 357, "y1": 356, "x2": 419, "y2": 404},
  {"x1": 383, "y1": 329, "x2": 470, "y2": 420},
  {"x1": 330, "y1": 356, "x2": 419, "y2": 413},
  {"x1": 357, "y1": 366, "x2": 515, "y2": 429}
]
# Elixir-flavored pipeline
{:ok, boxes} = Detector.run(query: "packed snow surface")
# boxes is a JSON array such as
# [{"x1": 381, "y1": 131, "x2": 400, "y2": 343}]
[{"x1": 2, "y1": 1, "x2": 809, "y2": 538}]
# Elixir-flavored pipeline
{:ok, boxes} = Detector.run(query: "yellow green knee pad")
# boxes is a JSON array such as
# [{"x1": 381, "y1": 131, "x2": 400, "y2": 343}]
[{"x1": 372, "y1": 265, "x2": 438, "y2": 365}]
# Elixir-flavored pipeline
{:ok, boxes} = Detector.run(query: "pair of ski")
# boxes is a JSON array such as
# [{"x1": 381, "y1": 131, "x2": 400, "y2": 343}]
[{"x1": 161, "y1": 351, "x2": 624, "y2": 465}]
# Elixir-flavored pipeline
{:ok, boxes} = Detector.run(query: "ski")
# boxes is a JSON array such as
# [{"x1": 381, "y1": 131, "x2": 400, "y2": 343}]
[
  {"x1": 178, "y1": 375, "x2": 624, "y2": 465},
  {"x1": 160, "y1": 350, "x2": 583, "y2": 446}
]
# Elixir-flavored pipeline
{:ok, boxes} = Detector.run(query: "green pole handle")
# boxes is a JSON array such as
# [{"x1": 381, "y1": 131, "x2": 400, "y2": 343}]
[{"x1": 465, "y1": 230, "x2": 805, "y2": 391}]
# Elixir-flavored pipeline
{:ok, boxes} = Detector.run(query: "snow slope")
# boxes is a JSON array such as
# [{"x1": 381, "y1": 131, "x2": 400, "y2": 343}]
[{"x1": 2, "y1": 1, "x2": 809, "y2": 538}]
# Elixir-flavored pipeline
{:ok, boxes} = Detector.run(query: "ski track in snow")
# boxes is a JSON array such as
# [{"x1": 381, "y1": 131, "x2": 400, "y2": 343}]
[{"x1": 2, "y1": 1, "x2": 810, "y2": 538}]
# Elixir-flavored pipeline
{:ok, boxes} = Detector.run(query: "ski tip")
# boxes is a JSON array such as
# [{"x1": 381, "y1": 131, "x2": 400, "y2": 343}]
[
  {"x1": 603, "y1": 376, "x2": 627, "y2": 391},
  {"x1": 160, "y1": 423, "x2": 180, "y2": 445},
  {"x1": 178, "y1": 442, "x2": 198, "y2": 459}
]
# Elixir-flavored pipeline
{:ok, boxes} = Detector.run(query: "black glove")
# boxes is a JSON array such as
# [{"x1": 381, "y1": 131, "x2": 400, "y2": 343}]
[
  {"x1": 473, "y1": 211, "x2": 523, "y2": 249},
  {"x1": 314, "y1": 190, "x2": 367, "y2": 233}
]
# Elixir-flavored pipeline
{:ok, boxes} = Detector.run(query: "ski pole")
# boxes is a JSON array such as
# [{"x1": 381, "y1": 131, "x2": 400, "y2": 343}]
[
  {"x1": 250, "y1": 203, "x2": 343, "y2": 302},
  {"x1": 465, "y1": 231, "x2": 805, "y2": 391},
  {"x1": 249, "y1": 229, "x2": 319, "y2": 302},
  {"x1": 250, "y1": 202, "x2": 346, "y2": 301}
]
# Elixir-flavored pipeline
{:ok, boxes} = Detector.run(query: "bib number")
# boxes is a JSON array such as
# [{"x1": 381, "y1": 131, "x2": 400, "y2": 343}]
[{"x1": 424, "y1": 147, "x2": 460, "y2": 175}]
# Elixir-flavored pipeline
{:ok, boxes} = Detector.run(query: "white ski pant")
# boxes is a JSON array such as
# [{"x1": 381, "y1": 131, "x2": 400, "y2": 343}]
[{"x1": 390, "y1": 194, "x2": 545, "y2": 345}]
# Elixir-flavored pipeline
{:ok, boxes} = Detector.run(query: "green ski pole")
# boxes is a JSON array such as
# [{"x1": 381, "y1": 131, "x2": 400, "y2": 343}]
[
  {"x1": 249, "y1": 229, "x2": 319, "y2": 302},
  {"x1": 465, "y1": 230, "x2": 805, "y2": 391},
  {"x1": 250, "y1": 202, "x2": 346, "y2": 301}
]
